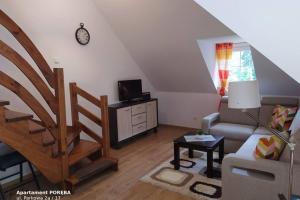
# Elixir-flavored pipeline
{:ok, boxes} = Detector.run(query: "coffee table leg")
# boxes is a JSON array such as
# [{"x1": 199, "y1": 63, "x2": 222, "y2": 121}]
[
  {"x1": 174, "y1": 143, "x2": 180, "y2": 170},
  {"x1": 219, "y1": 139, "x2": 224, "y2": 164},
  {"x1": 207, "y1": 150, "x2": 213, "y2": 178},
  {"x1": 188, "y1": 148, "x2": 193, "y2": 158}
]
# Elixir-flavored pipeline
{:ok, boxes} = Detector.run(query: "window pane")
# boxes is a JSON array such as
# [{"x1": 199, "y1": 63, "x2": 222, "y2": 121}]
[
  {"x1": 229, "y1": 67, "x2": 240, "y2": 82},
  {"x1": 241, "y1": 50, "x2": 254, "y2": 67},
  {"x1": 228, "y1": 49, "x2": 256, "y2": 82},
  {"x1": 231, "y1": 51, "x2": 241, "y2": 67}
]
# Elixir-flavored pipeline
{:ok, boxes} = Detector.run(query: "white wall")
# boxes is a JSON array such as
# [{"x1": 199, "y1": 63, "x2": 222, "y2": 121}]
[
  {"x1": 193, "y1": 0, "x2": 300, "y2": 84},
  {"x1": 0, "y1": 0, "x2": 155, "y2": 183},
  {"x1": 157, "y1": 92, "x2": 220, "y2": 129},
  {"x1": 0, "y1": 0, "x2": 155, "y2": 121}
]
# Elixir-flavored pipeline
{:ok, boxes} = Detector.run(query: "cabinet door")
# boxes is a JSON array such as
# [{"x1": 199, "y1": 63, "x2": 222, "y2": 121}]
[
  {"x1": 117, "y1": 107, "x2": 133, "y2": 141},
  {"x1": 146, "y1": 101, "x2": 157, "y2": 129}
]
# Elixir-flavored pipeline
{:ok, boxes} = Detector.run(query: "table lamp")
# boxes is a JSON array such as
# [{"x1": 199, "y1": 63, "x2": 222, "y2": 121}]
[{"x1": 228, "y1": 80, "x2": 295, "y2": 200}]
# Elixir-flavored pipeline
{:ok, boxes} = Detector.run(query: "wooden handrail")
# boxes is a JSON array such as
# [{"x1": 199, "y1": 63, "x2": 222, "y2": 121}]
[
  {"x1": 0, "y1": 71, "x2": 57, "y2": 137},
  {"x1": 0, "y1": 40, "x2": 57, "y2": 114},
  {"x1": 77, "y1": 105, "x2": 102, "y2": 126},
  {"x1": 69, "y1": 82, "x2": 110, "y2": 157},
  {"x1": 0, "y1": 10, "x2": 54, "y2": 88},
  {"x1": 0, "y1": 10, "x2": 60, "y2": 146},
  {"x1": 76, "y1": 86, "x2": 101, "y2": 107}
]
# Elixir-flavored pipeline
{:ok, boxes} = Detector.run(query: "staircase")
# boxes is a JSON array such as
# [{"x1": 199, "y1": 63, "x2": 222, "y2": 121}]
[{"x1": 0, "y1": 10, "x2": 118, "y2": 191}]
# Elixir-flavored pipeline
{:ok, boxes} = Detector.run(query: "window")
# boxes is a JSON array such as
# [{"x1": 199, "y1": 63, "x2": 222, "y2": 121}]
[{"x1": 228, "y1": 43, "x2": 256, "y2": 82}]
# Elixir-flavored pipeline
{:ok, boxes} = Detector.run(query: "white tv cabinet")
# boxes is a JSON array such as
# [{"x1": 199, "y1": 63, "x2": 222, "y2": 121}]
[{"x1": 109, "y1": 99, "x2": 158, "y2": 148}]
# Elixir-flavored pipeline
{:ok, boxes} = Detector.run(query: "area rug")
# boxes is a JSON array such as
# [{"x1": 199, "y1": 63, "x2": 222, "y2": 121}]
[{"x1": 140, "y1": 150, "x2": 222, "y2": 200}]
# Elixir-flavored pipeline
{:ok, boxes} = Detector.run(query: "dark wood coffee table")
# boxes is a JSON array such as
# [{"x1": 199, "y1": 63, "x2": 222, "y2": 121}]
[{"x1": 173, "y1": 132, "x2": 224, "y2": 178}]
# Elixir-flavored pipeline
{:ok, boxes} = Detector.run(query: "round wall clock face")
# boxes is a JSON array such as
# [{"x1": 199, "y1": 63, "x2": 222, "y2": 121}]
[{"x1": 75, "y1": 23, "x2": 90, "y2": 45}]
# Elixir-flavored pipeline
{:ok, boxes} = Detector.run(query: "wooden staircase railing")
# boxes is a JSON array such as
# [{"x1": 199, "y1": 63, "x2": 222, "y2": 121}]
[
  {"x1": 0, "y1": 10, "x2": 117, "y2": 189},
  {"x1": 0, "y1": 9, "x2": 68, "y2": 183},
  {"x1": 0, "y1": 10, "x2": 54, "y2": 87},
  {"x1": 0, "y1": 71, "x2": 56, "y2": 132},
  {"x1": 0, "y1": 40, "x2": 57, "y2": 113},
  {"x1": 69, "y1": 83, "x2": 110, "y2": 157}
]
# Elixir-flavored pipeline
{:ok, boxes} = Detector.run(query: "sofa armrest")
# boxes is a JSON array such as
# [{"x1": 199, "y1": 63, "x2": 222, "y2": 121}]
[
  {"x1": 222, "y1": 154, "x2": 289, "y2": 176},
  {"x1": 222, "y1": 154, "x2": 300, "y2": 199},
  {"x1": 201, "y1": 112, "x2": 220, "y2": 133}
]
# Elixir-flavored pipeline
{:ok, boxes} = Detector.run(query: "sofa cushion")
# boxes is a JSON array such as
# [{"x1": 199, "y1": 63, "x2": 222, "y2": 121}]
[
  {"x1": 259, "y1": 96, "x2": 299, "y2": 127},
  {"x1": 261, "y1": 96, "x2": 299, "y2": 107},
  {"x1": 219, "y1": 97, "x2": 259, "y2": 126},
  {"x1": 210, "y1": 122, "x2": 256, "y2": 141},
  {"x1": 236, "y1": 134, "x2": 270, "y2": 161},
  {"x1": 259, "y1": 105, "x2": 275, "y2": 126},
  {"x1": 253, "y1": 127, "x2": 272, "y2": 135}
]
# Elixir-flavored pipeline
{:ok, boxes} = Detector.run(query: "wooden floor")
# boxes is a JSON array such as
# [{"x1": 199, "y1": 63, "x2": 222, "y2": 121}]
[{"x1": 66, "y1": 125, "x2": 194, "y2": 200}]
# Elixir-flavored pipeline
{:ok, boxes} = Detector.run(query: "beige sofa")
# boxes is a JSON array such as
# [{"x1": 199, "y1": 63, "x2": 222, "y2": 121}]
[
  {"x1": 202, "y1": 96, "x2": 299, "y2": 153},
  {"x1": 202, "y1": 96, "x2": 300, "y2": 199}
]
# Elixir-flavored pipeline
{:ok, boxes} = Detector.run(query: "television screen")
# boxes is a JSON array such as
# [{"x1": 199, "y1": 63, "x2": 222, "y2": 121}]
[{"x1": 118, "y1": 79, "x2": 142, "y2": 101}]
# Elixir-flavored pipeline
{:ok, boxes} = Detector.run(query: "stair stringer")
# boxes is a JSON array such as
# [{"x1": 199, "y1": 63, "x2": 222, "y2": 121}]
[{"x1": 0, "y1": 125, "x2": 63, "y2": 183}]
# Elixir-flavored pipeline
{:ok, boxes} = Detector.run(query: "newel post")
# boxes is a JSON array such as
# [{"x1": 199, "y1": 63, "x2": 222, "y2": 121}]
[
  {"x1": 100, "y1": 95, "x2": 110, "y2": 157},
  {"x1": 69, "y1": 82, "x2": 80, "y2": 145},
  {"x1": 54, "y1": 68, "x2": 69, "y2": 184}
]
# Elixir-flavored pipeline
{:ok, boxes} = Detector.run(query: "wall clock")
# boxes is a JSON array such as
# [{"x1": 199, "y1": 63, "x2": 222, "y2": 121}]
[{"x1": 75, "y1": 23, "x2": 90, "y2": 45}]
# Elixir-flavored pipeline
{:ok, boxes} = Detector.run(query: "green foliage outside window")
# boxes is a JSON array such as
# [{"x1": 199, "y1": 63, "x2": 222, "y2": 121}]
[{"x1": 228, "y1": 50, "x2": 256, "y2": 82}]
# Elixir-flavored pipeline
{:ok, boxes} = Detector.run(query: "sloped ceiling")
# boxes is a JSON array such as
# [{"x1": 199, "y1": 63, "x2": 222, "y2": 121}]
[
  {"x1": 96, "y1": 0, "x2": 300, "y2": 95},
  {"x1": 251, "y1": 47, "x2": 300, "y2": 96},
  {"x1": 95, "y1": 0, "x2": 233, "y2": 93},
  {"x1": 193, "y1": 0, "x2": 300, "y2": 84}
]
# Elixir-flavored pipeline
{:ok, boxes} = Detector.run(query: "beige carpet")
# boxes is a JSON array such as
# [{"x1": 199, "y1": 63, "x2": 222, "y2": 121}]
[{"x1": 140, "y1": 150, "x2": 222, "y2": 200}]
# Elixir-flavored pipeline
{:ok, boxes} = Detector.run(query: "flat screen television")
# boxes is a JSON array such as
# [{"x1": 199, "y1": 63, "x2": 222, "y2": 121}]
[{"x1": 118, "y1": 79, "x2": 142, "y2": 101}]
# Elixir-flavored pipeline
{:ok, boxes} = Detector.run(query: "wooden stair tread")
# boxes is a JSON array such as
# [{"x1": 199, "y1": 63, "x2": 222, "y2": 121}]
[
  {"x1": 5, "y1": 110, "x2": 33, "y2": 122},
  {"x1": 42, "y1": 130, "x2": 55, "y2": 146},
  {"x1": 28, "y1": 120, "x2": 46, "y2": 134},
  {"x1": 0, "y1": 100, "x2": 9, "y2": 106},
  {"x1": 67, "y1": 158, "x2": 117, "y2": 185},
  {"x1": 68, "y1": 140, "x2": 101, "y2": 166}
]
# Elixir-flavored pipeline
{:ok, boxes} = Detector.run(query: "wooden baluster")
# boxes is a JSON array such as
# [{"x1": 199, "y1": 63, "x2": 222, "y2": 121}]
[
  {"x1": 54, "y1": 68, "x2": 69, "y2": 187},
  {"x1": 69, "y1": 83, "x2": 80, "y2": 145},
  {"x1": 100, "y1": 95, "x2": 110, "y2": 157}
]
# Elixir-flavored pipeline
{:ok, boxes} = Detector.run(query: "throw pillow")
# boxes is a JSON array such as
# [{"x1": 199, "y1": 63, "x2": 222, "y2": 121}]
[
  {"x1": 270, "y1": 135, "x2": 286, "y2": 160},
  {"x1": 255, "y1": 135, "x2": 287, "y2": 160},
  {"x1": 284, "y1": 107, "x2": 298, "y2": 130},
  {"x1": 269, "y1": 105, "x2": 289, "y2": 131},
  {"x1": 255, "y1": 137, "x2": 276, "y2": 160}
]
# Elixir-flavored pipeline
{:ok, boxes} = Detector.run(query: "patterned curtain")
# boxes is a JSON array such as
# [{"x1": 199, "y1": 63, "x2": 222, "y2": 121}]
[{"x1": 216, "y1": 43, "x2": 233, "y2": 96}]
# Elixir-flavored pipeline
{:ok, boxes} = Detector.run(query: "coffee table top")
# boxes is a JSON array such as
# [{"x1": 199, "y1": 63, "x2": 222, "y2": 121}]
[{"x1": 174, "y1": 132, "x2": 224, "y2": 149}]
